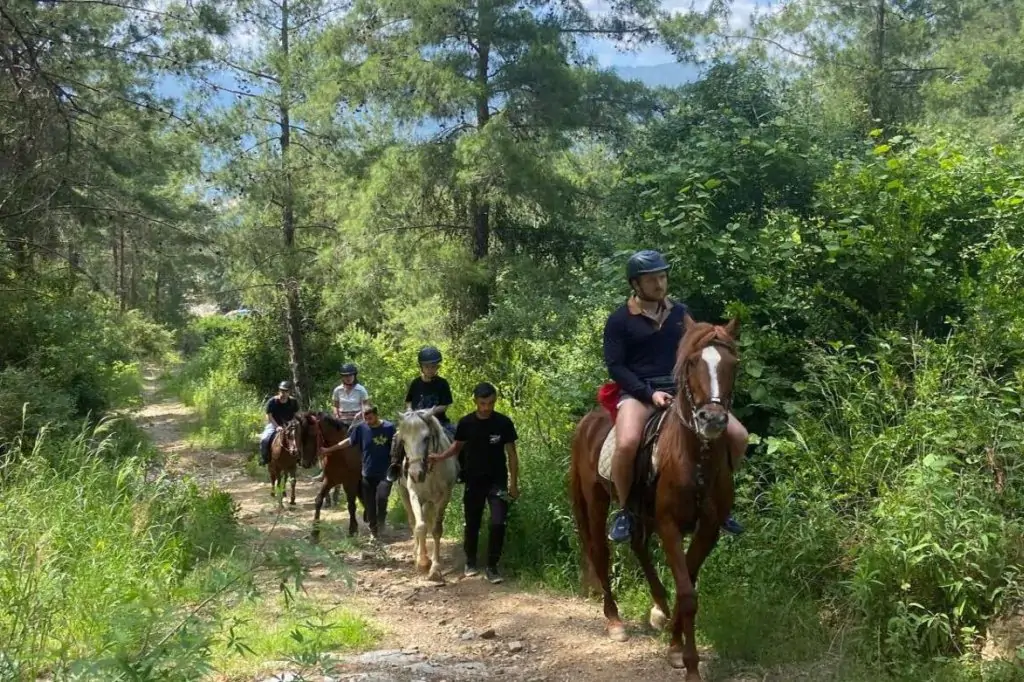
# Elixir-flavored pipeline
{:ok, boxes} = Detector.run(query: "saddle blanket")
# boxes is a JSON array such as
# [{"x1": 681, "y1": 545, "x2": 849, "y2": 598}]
[{"x1": 598, "y1": 426, "x2": 660, "y2": 481}]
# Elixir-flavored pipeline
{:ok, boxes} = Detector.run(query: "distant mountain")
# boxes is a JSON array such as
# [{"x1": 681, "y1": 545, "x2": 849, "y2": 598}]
[{"x1": 613, "y1": 62, "x2": 702, "y2": 88}]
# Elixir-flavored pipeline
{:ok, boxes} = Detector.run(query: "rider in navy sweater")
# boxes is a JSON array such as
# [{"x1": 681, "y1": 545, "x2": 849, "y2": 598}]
[{"x1": 603, "y1": 250, "x2": 746, "y2": 543}]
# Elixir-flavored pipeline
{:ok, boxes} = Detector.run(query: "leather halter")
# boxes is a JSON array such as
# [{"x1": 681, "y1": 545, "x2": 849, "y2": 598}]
[{"x1": 673, "y1": 329, "x2": 735, "y2": 446}]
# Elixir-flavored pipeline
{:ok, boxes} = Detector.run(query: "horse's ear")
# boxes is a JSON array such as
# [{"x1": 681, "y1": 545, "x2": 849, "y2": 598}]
[{"x1": 724, "y1": 316, "x2": 740, "y2": 340}]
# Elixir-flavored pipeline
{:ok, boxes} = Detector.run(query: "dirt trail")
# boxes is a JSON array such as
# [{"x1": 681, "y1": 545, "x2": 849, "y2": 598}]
[{"x1": 135, "y1": 371, "x2": 755, "y2": 682}]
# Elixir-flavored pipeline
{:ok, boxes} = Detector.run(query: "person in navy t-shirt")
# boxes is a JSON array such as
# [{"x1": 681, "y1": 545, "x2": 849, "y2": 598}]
[{"x1": 319, "y1": 404, "x2": 395, "y2": 539}]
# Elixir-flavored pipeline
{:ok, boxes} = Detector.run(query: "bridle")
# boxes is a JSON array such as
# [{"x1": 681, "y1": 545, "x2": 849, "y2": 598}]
[{"x1": 673, "y1": 335, "x2": 735, "y2": 445}]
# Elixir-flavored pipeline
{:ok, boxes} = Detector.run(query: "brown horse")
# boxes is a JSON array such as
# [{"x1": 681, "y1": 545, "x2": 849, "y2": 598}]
[
  {"x1": 569, "y1": 314, "x2": 740, "y2": 681},
  {"x1": 290, "y1": 411, "x2": 364, "y2": 541},
  {"x1": 268, "y1": 418, "x2": 312, "y2": 507}
]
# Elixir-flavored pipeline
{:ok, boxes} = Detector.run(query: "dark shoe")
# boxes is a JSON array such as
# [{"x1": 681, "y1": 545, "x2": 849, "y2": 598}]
[
  {"x1": 485, "y1": 567, "x2": 503, "y2": 584},
  {"x1": 608, "y1": 510, "x2": 633, "y2": 543},
  {"x1": 385, "y1": 463, "x2": 401, "y2": 483},
  {"x1": 464, "y1": 563, "x2": 480, "y2": 578},
  {"x1": 723, "y1": 515, "x2": 745, "y2": 535}
]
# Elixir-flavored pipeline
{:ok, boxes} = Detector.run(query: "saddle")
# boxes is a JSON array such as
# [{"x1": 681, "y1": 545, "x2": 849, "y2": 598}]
[{"x1": 598, "y1": 409, "x2": 668, "y2": 501}]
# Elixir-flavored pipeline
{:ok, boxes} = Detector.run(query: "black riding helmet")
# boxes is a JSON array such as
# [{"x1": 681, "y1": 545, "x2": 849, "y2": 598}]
[
  {"x1": 278, "y1": 380, "x2": 293, "y2": 391},
  {"x1": 418, "y1": 346, "x2": 442, "y2": 365},
  {"x1": 626, "y1": 250, "x2": 670, "y2": 281},
  {"x1": 339, "y1": 363, "x2": 357, "y2": 376}
]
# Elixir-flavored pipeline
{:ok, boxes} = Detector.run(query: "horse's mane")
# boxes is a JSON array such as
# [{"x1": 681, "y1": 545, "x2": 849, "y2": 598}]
[
  {"x1": 672, "y1": 321, "x2": 738, "y2": 384},
  {"x1": 397, "y1": 409, "x2": 451, "y2": 454}
]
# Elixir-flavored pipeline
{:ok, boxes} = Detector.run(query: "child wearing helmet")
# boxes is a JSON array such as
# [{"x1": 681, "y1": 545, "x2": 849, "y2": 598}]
[{"x1": 386, "y1": 346, "x2": 455, "y2": 482}]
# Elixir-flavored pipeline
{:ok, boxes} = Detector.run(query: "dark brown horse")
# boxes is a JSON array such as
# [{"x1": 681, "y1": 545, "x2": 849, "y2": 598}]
[
  {"x1": 268, "y1": 418, "x2": 314, "y2": 507},
  {"x1": 569, "y1": 315, "x2": 740, "y2": 681},
  {"x1": 290, "y1": 411, "x2": 363, "y2": 541}
]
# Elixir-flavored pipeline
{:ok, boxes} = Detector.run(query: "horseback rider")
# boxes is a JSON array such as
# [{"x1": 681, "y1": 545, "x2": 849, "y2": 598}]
[
  {"x1": 604, "y1": 250, "x2": 747, "y2": 543},
  {"x1": 333, "y1": 363, "x2": 370, "y2": 424},
  {"x1": 259, "y1": 380, "x2": 299, "y2": 466},
  {"x1": 385, "y1": 346, "x2": 455, "y2": 482},
  {"x1": 312, "y1": 363, "x2": 370, "y2": 483}
]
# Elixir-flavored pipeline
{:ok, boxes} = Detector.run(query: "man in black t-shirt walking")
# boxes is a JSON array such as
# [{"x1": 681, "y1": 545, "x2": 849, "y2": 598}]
[
  {"x1": 386, "y1": 346, "x2": 455, "y2": 482},
  {"x1": 430, "y1": 382, "x2": 519, "y2": 584}
]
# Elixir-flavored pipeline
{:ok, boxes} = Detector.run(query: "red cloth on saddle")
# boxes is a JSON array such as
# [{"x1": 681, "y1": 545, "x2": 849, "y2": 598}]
[{"x1": 597, "y1": 381, "x2": 620, "y2": 422}]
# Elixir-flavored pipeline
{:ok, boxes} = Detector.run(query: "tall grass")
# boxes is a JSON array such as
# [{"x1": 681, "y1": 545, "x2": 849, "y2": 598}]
[{"x1": 0, "y1": 419, "x2": 238, "y2": 680}]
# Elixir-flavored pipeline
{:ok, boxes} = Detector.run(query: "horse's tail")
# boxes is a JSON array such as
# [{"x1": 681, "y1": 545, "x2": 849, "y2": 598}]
[{"x1": 570, "y1": 409, "x2": 608, "y2": 596}]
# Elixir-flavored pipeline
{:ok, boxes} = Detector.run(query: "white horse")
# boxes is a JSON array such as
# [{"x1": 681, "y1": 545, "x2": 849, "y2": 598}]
[{"x1": 394, "y1": 410, "x2": 459, "y2": 582}]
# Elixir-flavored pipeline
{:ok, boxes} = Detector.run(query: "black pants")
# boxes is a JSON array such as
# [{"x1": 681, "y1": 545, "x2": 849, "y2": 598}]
[
  {"x1": 463, "y1": 480, "x2": 509, "y2": 569},
  {"x1": 360, "y1": 476, "x2": 392, "y2": 534}
]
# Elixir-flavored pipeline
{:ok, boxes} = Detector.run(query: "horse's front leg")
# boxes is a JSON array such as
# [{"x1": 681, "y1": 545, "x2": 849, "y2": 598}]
[
  {"x1": 344, "y1": 481, "x2": 359, "y2": 537},
  {"x1": 657, "y1": 522, "x2": 701, "y2": 679},
  {"x1": 408, "y1": 491, "x2": 429, "y2": 572},
  {"x1": 630, "y1": 532, "x2": 671, "y2": 631},
  {"x1": 427, "y1": 490, "x2": 452, "y2": 582},
  {"x1": 311, "y1": 482, "x2": 330, "y2": 544}
]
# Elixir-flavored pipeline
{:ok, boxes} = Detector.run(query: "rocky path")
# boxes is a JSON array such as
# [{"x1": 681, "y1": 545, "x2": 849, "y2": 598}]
[{"x1": 135, "y1": 371, "x2": 758, "y2": 682}]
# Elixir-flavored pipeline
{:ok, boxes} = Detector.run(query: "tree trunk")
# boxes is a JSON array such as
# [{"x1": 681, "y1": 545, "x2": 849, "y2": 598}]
[
  {"x1": 869, "y1": 0, "x2": 887, "y2": 129},
  {"x1": 468, "y1": 0, "x2": 493, "y2": 320},
  {"x1": 279, "y1": 0, "x2": 309, "y2": 407}
]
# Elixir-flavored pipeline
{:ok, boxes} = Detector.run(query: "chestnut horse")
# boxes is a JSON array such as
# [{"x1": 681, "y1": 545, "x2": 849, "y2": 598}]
[
  {"x1": 290, "y1": 412, "x2": 364, "y2": 541},
  {"x1": 569, "y1": 315, "x2": 740, "y2": 681}
]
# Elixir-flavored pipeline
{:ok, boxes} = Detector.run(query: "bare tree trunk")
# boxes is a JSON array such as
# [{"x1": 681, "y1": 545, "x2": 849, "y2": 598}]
[
  {"x1": 468, "y1": 0, "x2": 493, "y2": 320},
  {"x1": 869, "y1": 0, "x2": 887, "y2": 129},
  {"x1": 279, "y1": 0, "x2": 309, "y2": 406}
]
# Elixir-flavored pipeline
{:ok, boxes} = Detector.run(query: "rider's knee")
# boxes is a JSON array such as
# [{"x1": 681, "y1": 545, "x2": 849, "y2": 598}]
[{"x1": 615, "y1": 431, "x2": 642, "y2": 456}]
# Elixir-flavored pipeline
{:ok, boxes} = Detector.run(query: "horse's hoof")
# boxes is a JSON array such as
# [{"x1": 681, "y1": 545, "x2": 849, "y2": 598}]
[
  {"x1": 427, "y1": 567, "x2": 444, "y2": 583},
  {"x1": 607, "y1": 623, "x2": 629, "y2": 642},
  {"x1": 289, "y1": 500, "x2": 296, "y2": 506},
  {"x1": 667, "y1": 648, "x2": 685, "y2": 669},
  {"x1": 417, "y1": 560, "x2": 431, "y2": 573},
  {"x1": 685, "y1": 672, "x2": 703, "y2": 682},
  {"x1": 649, "y1": 605, "x2": 668, "y2": 631}
]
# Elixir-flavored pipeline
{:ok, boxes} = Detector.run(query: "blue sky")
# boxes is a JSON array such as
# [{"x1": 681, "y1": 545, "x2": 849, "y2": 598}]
[{"x1": 158, "y1": 1, "x2": 777, "y2": 107}]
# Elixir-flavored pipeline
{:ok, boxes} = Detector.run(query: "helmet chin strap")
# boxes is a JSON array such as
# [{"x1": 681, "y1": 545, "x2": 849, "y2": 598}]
[{"x1": 631, "y1": 281, "x2": 665, "y2": 304}]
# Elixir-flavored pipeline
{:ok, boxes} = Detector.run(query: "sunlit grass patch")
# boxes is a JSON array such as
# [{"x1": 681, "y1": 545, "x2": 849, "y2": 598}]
[{"x1": 210, "y1": 599, "x2": 380, "y2": 680}]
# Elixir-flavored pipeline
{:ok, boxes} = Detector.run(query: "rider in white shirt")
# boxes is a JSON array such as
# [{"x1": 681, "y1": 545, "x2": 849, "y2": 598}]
[
  {"x1": 312, "y1": 363, "x2": 370, "y2": 483},
  {"x1": 333, "y1": 363, "x2": 370, "y2": 424}
]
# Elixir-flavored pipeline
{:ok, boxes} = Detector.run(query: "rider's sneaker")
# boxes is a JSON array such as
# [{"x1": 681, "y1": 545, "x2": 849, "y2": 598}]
[
  {"x1": 722, "y1": 515, "x2": 745, "y2": 535},
  {"x1": 608, "y1": 510, "x2": 633, "y2": 543},
  {"x1": 385, "y1": 463, "x2": 401, "y2": 483},
  {"x1": 485, "y1": 567, "x2": 503, "y2": 584},
  {"x1": 464, "y1": 563, "x2": 480, "y2": 578}
]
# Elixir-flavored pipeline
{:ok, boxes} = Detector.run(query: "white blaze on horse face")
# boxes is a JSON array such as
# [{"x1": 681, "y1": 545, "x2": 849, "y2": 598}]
[{"x1": 701, "y1": 345, "x2": 722, "y2": 401}]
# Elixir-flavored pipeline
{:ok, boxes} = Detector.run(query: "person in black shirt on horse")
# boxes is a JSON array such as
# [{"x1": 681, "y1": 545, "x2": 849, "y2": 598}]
[
  {"x1": 386, "y1": 346, "x2": 455, "y2": 482},
  {"x1": 259, "y1": 381, "x2": 299, "y2": 465},
  {"x1": 430, "y1": 382, "x2": 519, "y2": 584}
]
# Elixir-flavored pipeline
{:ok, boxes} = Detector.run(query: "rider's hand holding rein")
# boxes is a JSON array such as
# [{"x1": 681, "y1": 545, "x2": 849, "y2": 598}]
[{"x1": 652, "y1": 391, "x2": 673, "y2": 408}]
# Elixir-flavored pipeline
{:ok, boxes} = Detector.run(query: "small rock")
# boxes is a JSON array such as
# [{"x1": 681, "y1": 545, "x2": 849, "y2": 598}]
[
  {"x1": 459, "y1": 630, "x2": 476, "y2": 641},
  {"x1": 259, "y1": 674, "x2": 297, "y2": 682},
  {"x1": 507, "y1": 641, "x2": 524, "y2": 653},
  {"x1": 479, "y1": 628, "x2": 497, "y2": 639},
  {"x1": 439, "y1": 617, "x2": 450, "y2": 626}
]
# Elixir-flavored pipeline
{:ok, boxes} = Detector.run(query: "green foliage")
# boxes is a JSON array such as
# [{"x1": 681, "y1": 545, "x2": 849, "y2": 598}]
[{"x1": 0, "y1": 422, "x2": 238, "y2": 679}]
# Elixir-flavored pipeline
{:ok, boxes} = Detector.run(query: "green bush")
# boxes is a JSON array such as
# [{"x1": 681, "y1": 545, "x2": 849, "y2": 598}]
[{"x1": 757, "y1": 334, "x2": 1024, "y2": 665}]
